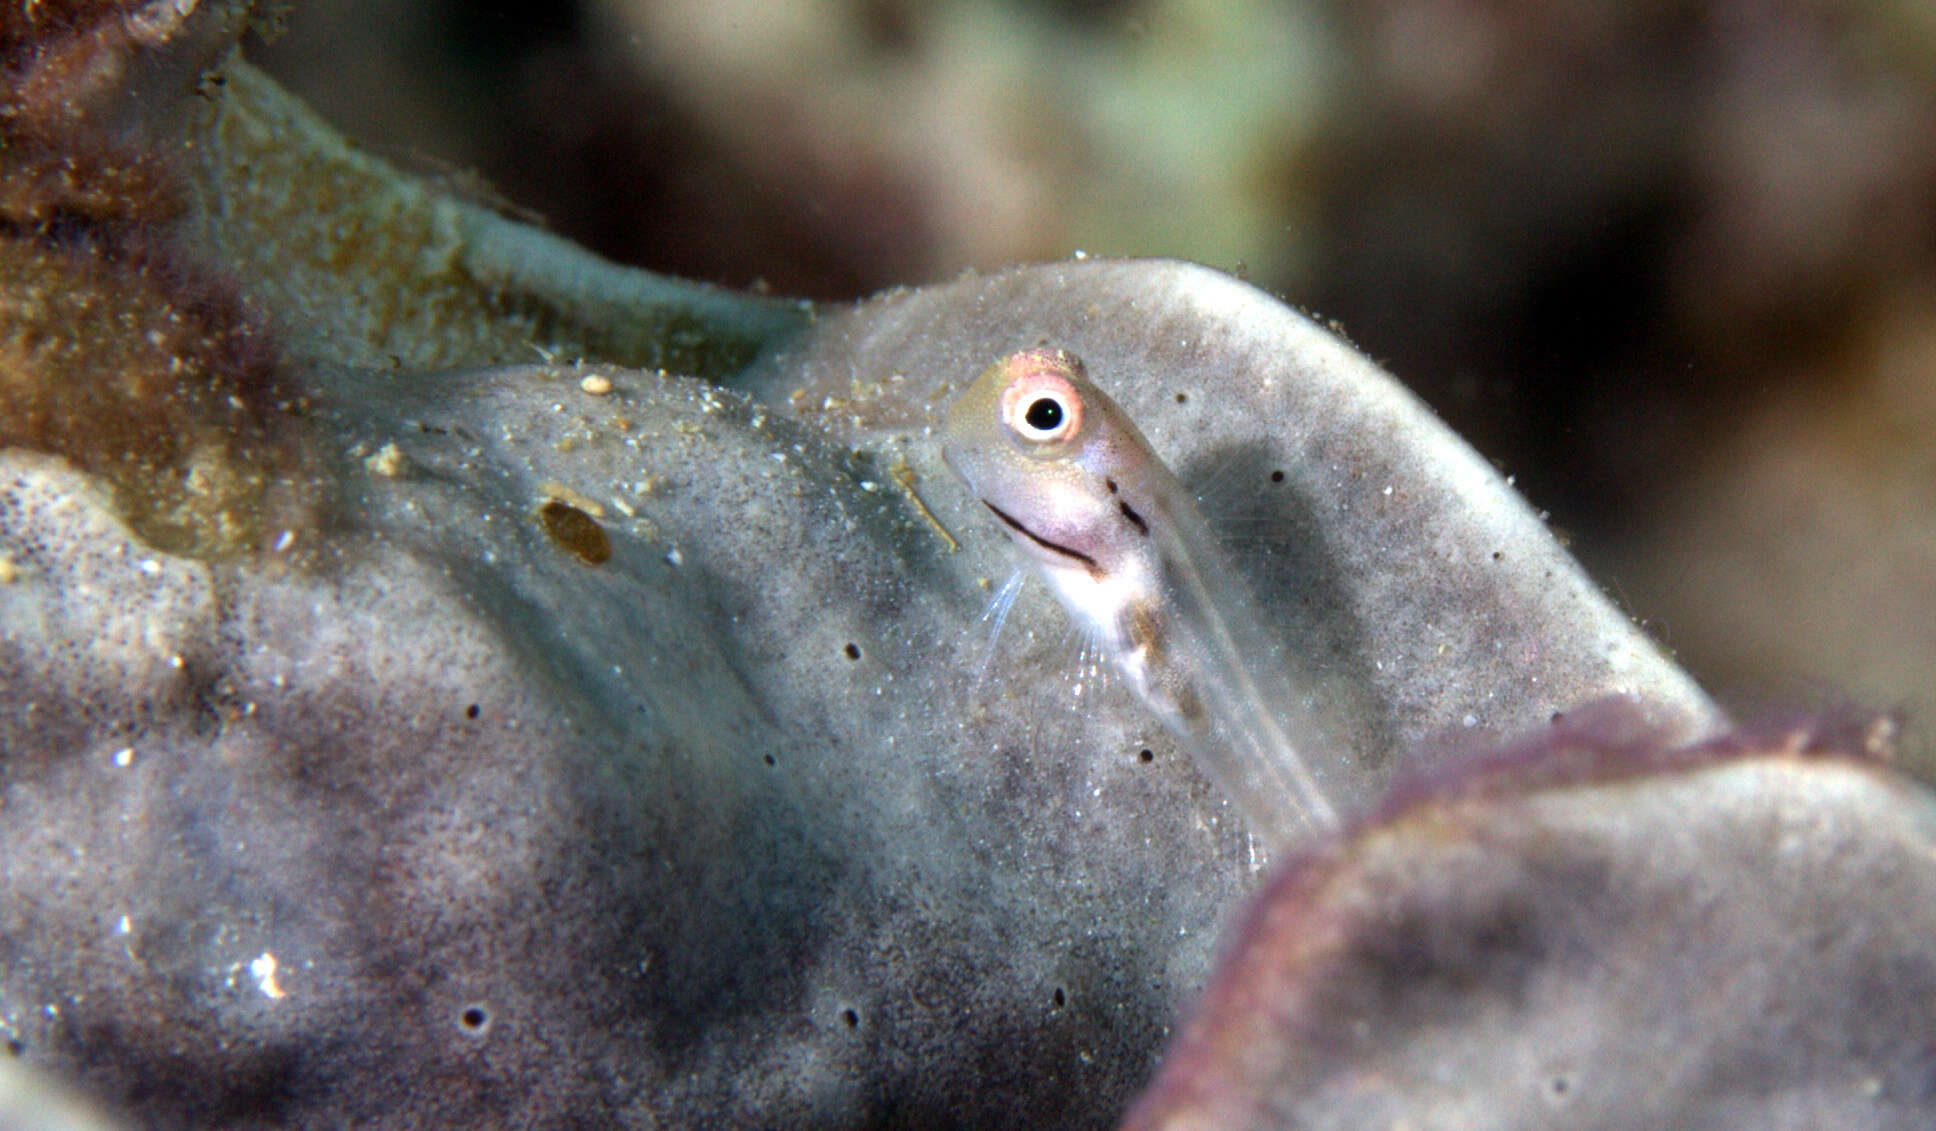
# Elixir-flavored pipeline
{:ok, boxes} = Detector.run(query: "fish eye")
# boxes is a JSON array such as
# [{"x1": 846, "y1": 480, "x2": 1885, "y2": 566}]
[
  {"x1": 1000, "y1": 371, "x2": 1083, "y2": 444},
  {"x1": 1023, "y1": 397, "x2": 1063, "y2": 432}
]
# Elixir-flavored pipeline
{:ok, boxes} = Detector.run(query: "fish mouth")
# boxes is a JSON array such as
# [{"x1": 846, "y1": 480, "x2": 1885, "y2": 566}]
[{"x1": 981, "y1": 500, "x2": 1099, "y2": 572}]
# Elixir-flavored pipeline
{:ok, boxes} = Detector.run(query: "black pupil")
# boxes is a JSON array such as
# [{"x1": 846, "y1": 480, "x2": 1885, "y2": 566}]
[{"x1": 1023, "y1": 397, "x2": 1063, "y2": 432}]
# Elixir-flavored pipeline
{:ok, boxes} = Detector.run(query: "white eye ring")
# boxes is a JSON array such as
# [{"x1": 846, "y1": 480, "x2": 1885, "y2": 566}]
[{"x1": 1000, "y1": 372, "x2": 1083, "y2": 444}]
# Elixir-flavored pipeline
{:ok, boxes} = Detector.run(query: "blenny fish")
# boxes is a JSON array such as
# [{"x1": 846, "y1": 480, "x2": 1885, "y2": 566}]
[{"x1": 941, "y1": 347, "x2": 1340, "y2": 843}]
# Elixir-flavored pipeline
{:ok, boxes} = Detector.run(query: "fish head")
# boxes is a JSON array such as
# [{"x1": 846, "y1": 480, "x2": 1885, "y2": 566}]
[{"x1": 941, "y1": 348, "x2": 1155, "y2": 574}]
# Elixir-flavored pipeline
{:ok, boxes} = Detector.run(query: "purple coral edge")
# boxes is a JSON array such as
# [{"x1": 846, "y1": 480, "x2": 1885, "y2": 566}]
[{"x1": 1117, "y1": 697, "x2": 1903, "y2": 1129}]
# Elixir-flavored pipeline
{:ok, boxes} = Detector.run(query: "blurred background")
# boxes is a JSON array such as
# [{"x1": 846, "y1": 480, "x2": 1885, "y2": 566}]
[{"x1": 252, "y1": 0, "x2": 1936, "y2": 767}]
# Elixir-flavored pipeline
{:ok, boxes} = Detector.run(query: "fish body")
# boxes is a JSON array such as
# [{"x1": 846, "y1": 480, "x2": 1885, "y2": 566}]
[{"x1": 941, "y1": 348, "x2": 1339, "y2": 843}]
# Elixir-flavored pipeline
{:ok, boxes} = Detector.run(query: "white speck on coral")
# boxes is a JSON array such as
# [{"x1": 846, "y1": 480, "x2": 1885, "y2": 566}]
[
  {"x1": 116, "y1": 915, "x2": 131, "y2": 935},
  {"x1": 1463, "y1": 714, "x2": 1478, "y2": 727},
  {"x1": 365, "y1": 442, "x2": 407, "y2": 477},
  {"x1": 138, "y1": 559, "x2": 161, "y2": 575},
  {"x1": 250, "y1": 953, "x2": 287, "y2": 1000},
  {"x1": 665, "y1": 548, "x2": 684, "y2": 567},
  {"x1": 112, "y1": 747, "x2": 133, "y2": 767},
  {"x1": 273, "y1": 529, "x2": 295, "y2": 552}
]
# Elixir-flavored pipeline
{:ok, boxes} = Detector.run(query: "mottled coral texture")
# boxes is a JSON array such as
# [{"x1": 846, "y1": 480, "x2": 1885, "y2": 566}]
[{"x1": 3, "y1": 3, "x2": 1934, "y2": 1130}]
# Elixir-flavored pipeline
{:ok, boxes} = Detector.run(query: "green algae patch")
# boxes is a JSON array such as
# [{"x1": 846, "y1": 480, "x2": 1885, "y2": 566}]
[
  {"x1": 170, "y1": 61, "x2": 807, "y2": 379},
  {"x1": 0, "y1": 0, "x2": 806, "y2": 564},
  {"x1": 0, "y1": 235, "x2": 313, "y2": 558}
]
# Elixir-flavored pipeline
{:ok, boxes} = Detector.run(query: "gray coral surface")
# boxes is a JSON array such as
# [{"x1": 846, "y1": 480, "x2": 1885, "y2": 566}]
[
  {"x1": 746, "y1": 258, "x2": 1724, "y2": 787},
  {"x1": 0, "y1": 359, "x2": 1230, "y2": 1127},
  {"x1": 4, "y1": 249, "x2": 1723, "y2": 1129},
  {"x1": 6, "y1": 8, "x2": 1929, "y2": 1125}
]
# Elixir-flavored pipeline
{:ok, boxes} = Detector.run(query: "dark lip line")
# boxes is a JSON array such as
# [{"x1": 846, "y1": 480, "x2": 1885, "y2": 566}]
[{"x1": 981, "y1": 500, "x2": 1100, "y2": 571}]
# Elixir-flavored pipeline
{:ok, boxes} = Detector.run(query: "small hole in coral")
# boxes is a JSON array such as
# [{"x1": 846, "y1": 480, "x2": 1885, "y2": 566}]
[
  {"x1": 1543, "y1": 1069, "x2": 1577, "y2": 1107},
  {"x1": 1550, "y1": 711, "x2": 1566, "y2": 724},
  {"x1": 1052, "y1": 987, "x2": 1066, "y2": 1008},
  {"x1": 1492, "y1": 550, "x2": 1503, "y2": 561},
  {"x1": 843, "y1": 643, "x2": 861, "y2": 660},
  {"x1": 458, "y1": 1005, "x2": 491, "y2": 1035},
  {"x1": 1174, "y1": 392, "x2": 1188, "y2": 404},
  {"x1": 1269, "y1": 470, "x2": 1284, "y2": 483},
  {"x1": 763, "y1": 754, "x2": 776, "y2": 766},
  {"x1": 1138, "y1": 748, "x2": 1154, "y2": 763},
  {"x1": 841, "y1": 1009, "x2": 860, "y2": 1029},
  {"x1": 4, "y1": 1038, "x2": 22, "y2": 1057},
  {"x1": 465, "y1": 703, "x2": 480, "y2": 719}
]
